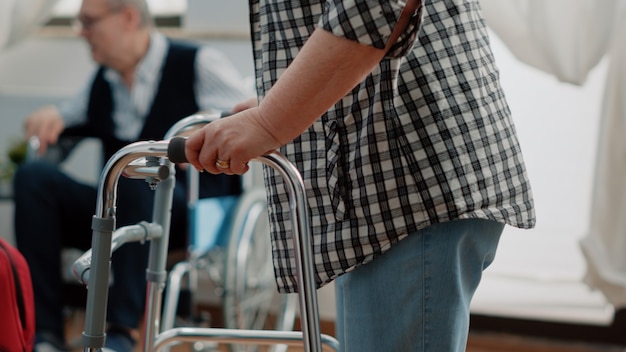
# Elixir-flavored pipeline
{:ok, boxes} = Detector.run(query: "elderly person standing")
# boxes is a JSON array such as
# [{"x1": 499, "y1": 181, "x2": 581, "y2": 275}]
[{"x1": 185, "y1": 0, "x2": 536, "y2": 351}]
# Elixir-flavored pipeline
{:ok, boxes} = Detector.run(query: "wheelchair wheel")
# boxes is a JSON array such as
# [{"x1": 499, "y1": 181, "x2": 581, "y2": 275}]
[{"x1": 222, "y1": 188, "x2": 298, "y2": 352}]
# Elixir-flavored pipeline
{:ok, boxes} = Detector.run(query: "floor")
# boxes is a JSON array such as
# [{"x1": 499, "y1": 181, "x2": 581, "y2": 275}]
[
  {"x1": 64, "y1": 309, "x2": 626, "y2": 352},
  {"x1": 160, "y1": 333, "x2": 625, "y2": 352}
]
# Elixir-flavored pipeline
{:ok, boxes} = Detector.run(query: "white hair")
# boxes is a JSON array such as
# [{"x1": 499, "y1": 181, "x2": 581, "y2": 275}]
[{"x1": 107, "y1": 0, "x2": 154, "y2": 27}]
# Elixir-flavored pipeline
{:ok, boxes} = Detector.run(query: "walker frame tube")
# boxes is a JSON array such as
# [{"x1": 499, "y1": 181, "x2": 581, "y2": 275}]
[
  {"x1": 80, "y1": 113, "x2": 336, "y2": 352},
  {"x1": 82, "y1": 140, "x2": 174, "y2": 351}
]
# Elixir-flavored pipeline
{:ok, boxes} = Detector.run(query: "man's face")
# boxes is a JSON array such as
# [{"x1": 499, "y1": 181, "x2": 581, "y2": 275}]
[{"x1": 76, "y1": 0, "x2": 126, "y2": 65}]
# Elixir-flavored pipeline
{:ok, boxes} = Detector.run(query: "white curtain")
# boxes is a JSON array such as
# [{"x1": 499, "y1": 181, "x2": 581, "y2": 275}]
[
  {"x1": 0, "y1": 0, "x2": 60, "y2": 51},
  {"x1": 481, "y1": 0, "x2": 626, "y2": 308}
]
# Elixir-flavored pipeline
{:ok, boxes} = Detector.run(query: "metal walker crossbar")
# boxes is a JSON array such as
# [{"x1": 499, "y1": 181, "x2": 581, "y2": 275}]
[{"x1": 72, "y1": 113, "x2": 339, "y2": 352}]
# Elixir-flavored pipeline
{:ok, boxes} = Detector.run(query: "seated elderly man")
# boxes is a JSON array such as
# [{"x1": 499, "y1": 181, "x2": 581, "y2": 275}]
[{"x1": 14, "y1": 0, "x2": 252, "y2": 351}]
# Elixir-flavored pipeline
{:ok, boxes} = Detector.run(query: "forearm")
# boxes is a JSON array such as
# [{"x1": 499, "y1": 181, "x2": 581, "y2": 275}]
[
  {"x1": 257, "y1": 28, "x2": 385, "y2": 145},
  {"x1": 256, "y1": 0, "x2": 418, "y2": 145}
]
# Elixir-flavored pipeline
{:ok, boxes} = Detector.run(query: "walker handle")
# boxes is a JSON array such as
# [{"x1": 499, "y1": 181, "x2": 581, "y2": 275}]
[{"x1": 167, "y1": 136, "x2": 188, "y2": 164}]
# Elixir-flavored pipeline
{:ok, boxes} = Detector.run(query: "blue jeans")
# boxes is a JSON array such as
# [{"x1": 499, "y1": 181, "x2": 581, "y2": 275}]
[{"x1": 334, "y1": 218, "x2": 504, "y2": 352}]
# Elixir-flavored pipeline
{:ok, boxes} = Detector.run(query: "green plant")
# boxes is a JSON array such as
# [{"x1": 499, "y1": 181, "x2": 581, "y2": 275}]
[
  {"x1": 1, "y1": 138, "x2": 28, "y2": 182},
  {"x1": 7, "y1": 138, "x2": 27, "y2": 165},
  {"x1": 0, "y1": 159, "x2": 16, "y2": 182}
]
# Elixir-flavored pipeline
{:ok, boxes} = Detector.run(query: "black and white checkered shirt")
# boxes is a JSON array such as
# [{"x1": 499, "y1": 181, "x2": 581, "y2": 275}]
[{"x1": 250, "y1": 0, "x2": 536, "y2": 293}]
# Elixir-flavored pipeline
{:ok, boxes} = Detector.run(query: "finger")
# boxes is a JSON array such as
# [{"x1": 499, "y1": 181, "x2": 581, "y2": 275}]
[
  {"x1": 184, "y1": 130, "x2": 206, "y2": 172},
  {"x1": 214, "y1": 157, "x2": 240, "y2": 175},
  {"x1": 37, "y1": 140, "x2": 48, "y2": 155},
  {"x1": 23, "y1": 121, "x2": 42, "y2": 154},
  {"x1": 196, "y1": 133, "x2": 224, "y2": 174},
  {"x1": 35, "y1": 129, "x2": 51, "y2": 155},
  {"x1": 229, "y1": 160, "x2": 250, "y2": 175},
  {"x1": 231, "y1": 101, "x2": 248, "y2": 114},
  {"x1": 231, "y1": 96, "x2": 258, "y2": 113},
  {"x1": 40, "y1": 122, "x2": 57, "y2": 146},
  {"x1": 219, "y1": 168, "x2": 235, "y2": 176}
]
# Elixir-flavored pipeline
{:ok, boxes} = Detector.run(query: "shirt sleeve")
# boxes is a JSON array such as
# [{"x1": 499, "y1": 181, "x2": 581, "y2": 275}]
[
  {"x1": 194, "y1": 46, "x2": 255, "y2": 113},
  {"x1": 318, "y1": 0, "x2": 423, "y2": 58},
  {"x1": 56, "y1": 74, "x2": 94, "y2": 127}
]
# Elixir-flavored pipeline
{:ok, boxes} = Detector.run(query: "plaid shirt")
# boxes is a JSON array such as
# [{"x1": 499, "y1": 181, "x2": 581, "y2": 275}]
[{"x1": 250, "y1": 0, "x2": 536, "y2": 293}]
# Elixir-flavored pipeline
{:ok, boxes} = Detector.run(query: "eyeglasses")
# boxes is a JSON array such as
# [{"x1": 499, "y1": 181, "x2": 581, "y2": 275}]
[{"x1": 72, "y1": 9, "x2": 122, "y2": 32}]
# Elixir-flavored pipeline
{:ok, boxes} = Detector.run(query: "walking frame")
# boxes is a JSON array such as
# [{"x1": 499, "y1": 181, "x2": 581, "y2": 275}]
[{"x1": 71, "y1": 113, "x2": 340, "y2": 352}]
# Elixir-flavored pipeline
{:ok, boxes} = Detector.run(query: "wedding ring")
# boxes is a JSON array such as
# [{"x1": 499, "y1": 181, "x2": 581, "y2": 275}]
[{"x1": 215, "y1": 159, "x2": 230, "y2": 169}]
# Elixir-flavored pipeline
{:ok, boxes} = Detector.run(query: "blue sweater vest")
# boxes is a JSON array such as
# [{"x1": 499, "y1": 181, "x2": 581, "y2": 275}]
[{"x1": 76, "y1": 40, "x2": 241, "y2": 198}]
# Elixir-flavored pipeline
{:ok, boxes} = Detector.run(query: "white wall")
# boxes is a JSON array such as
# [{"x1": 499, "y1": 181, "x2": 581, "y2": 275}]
[
  {"x1": 471, "y1": 30, "x2": 613, "y2": 324},
  {"x1": 184, "y1": 0, "x2": 249, "y2": 37}
]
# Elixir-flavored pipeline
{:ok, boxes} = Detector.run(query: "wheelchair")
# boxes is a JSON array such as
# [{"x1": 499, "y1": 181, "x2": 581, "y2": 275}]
[{"x1": 71, "y1": 113, "x2": 339, "y2": 352}]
